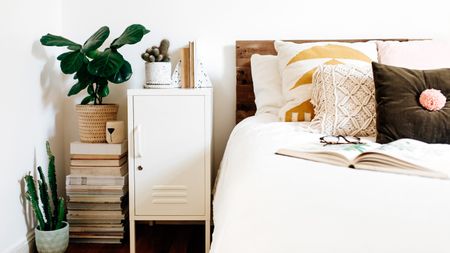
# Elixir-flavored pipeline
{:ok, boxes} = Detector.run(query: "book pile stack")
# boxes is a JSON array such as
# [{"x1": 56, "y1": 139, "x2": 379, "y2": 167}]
[{"x1": 66, "y1": 141, "x2": 128, "y2": 244}]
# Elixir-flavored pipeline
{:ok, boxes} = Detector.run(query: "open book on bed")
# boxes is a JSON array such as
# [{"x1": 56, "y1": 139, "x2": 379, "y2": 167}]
[{"x1": 276, "y1": 139, "x2": 450, "y2": 179}]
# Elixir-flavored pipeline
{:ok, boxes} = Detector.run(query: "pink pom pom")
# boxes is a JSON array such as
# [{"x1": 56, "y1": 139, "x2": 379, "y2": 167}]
[{"x1": 419, "y1": 89, "x2": 446, "y2": 111}]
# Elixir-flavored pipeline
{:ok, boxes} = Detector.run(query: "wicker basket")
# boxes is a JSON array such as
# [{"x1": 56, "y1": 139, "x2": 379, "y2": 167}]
[{"x1": 75, "y1": 104, "x2": 119, "y2": 143}]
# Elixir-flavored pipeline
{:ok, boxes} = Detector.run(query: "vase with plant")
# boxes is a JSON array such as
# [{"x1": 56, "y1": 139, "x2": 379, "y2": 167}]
[
  {"x1": 141, "y1": 39, "x2": 172, "y2": 87},
  {"x1": 24, "y1": 141, "x2": 68, "y2": 253},
  {"x1": 40, "y1": 24, "x2": 149, "y2": 142}
]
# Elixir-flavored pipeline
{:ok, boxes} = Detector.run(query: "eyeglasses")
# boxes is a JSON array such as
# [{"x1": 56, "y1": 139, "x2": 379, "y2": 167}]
[{"x1": 319, "y1": 135, "x2": 362, "y2": 146}]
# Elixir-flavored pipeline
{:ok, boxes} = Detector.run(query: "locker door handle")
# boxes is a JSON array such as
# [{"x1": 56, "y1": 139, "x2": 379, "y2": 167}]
[
  {"x1": 135, "y1": 125, "x2": 142, "y2": 158},
  {"x1": 137, "y1": 165, "x2": 143, "y2": 171}
]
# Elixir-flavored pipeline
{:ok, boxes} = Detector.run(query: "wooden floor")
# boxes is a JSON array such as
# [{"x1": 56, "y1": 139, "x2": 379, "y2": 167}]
[{"x1": 67, "y1": 224, "x2": 205, "y2": 253}]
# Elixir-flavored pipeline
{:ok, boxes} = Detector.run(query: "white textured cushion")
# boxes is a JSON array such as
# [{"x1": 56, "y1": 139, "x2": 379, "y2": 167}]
[
  {"x1": 275, "y1": 40, "x2": 378, "y2": 122},
  {"x1": 310, "y1": 64, "x2": 376, "y2": 136},
  {"x1": 250, "y1": 54, "x2": 284, "y2": 116}
]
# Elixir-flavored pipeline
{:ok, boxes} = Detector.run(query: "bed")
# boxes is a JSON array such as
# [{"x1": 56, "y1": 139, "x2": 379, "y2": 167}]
[{"x1": 210, "y1": 40, "x2": 450, "y2": 253}]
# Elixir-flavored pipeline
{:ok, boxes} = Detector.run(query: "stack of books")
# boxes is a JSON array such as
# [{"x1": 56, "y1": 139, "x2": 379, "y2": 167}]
[{"x1": 66, "y1": 141, "x2": 128, "y2": 244}]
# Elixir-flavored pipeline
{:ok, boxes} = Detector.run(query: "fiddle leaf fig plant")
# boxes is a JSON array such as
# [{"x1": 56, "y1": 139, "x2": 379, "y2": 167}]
[{"x1": 41, "y1": 24, "x2": 149, "y2": 105}]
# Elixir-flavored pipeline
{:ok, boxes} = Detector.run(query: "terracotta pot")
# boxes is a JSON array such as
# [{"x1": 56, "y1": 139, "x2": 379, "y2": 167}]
[{"x1": 75, "y1": 104, "x2": 119, "y2": 143}]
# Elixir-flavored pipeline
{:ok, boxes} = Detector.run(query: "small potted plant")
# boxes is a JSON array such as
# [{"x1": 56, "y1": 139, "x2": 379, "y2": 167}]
[
  {"x1": 40, "y1": 24, "x2": 149, "y2": 143},
  {"x1": 141, "y1": 39, "x2": 172, "y2": 87},
  {"x1": 24, "y1": 141, "x2": 68, "y2": 253}
]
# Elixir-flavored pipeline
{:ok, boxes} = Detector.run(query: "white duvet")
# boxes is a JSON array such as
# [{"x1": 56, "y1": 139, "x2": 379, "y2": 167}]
[{"x1": 211, "y1": 114, "x2": 450, "y2": 253}]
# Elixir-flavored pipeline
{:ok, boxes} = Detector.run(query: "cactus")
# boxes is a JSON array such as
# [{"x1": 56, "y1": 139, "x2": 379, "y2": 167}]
[
  {"x1": 38, "y1": 166, "x2": 53, "y2": 230},
  {"x1": 55, "y1": 198, "x2": 65, "y2": 229},
  {"x1": 25, "y1": 174, "x2": 46, "y2": 231},
  {"x1": 159, "y1": 39, "x2": 170, "y2": 56},
  {"x1": 142, "y1": 39, "x2": 171, "y2": 63},
  {"x1": 24, "y1": 141, "x2": 66, "y2": 231}
]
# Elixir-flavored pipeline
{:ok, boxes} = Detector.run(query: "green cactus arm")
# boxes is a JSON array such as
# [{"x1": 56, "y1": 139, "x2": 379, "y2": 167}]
[
  {"x1": 46, "y1": 141, "x2": 58, "y2": 216},
  {"x1": 159, "y1": 39, "x2": 170, "y2": 56},
  {"x1": 24, "y1": 175, "x2": 46, "y2": 231},
  {"x1": 37, "y1": 168, "x2": 53, "y2": 230},
  {"x1": 55, "y1": 198, "x2": 66, "y2": 229}
]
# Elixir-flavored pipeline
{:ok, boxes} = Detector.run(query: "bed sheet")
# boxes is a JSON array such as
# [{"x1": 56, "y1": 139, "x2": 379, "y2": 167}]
[{"x1": 211, "y1": 114, "x2": 450, "y2": 253}]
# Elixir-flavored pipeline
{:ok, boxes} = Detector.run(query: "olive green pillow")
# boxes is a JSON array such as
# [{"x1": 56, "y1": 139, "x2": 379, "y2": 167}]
[{"x1": 372, "y1": 62, "x2": 450, "y2": 144}]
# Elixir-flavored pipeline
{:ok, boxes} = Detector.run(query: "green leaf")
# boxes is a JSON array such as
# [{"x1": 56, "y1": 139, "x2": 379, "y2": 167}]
[
  {"x1": 98, "y1": 84, "x2": 110, "y2": 97},
  {"x1": 67, "y1": 82, "x2": 89, "y2": 96},
  {"x1": 87, "y1": 84, "x2": 94, "y2": 95},
  {"x1": 58, "y1": 51, "x2": 86, "y2": 74},
  {"x1": 110, "y1": 24, "x2": 149, "y2": 49},
  {"x1": 40, "y1": 34, "x2": 81, "y2": 51},
  {"x1": 80, "y1": 95, "x2": 94, "y2": 105},
  {"x1": 56, "y1": 52, "x2": 71, "y2": 61},
  {"x1": 87, "y1": 49, "x2": 124, "y2": 77},
  {"x1": 97, "y1": 78, "x2": 108, "y2": 86},
  {"x1": 82, "y1": 26, "x2": 110, "y2": 53},
  {"x1": 108, "y1": 60, "x2": 132, "y2": 83},
  {"x1": 74, "y1": 64, "x2": 95, "y2": 85}
]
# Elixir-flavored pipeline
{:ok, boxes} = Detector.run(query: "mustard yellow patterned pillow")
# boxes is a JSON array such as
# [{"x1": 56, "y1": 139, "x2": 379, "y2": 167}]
[{"x1": 274, "y1": 41, "x2": 378, "y2": 122}]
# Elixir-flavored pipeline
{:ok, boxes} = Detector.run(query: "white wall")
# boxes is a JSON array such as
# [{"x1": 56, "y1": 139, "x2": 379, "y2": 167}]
[
  {"x1": 2, "y1": 1, "x2": 450, "y2": 250},
  {"x1": 0, "y1": 1, "x2": 64, "y2": 252},
  {"x1": 61, "y1": 0, "x2": 450, "y2": 174}
]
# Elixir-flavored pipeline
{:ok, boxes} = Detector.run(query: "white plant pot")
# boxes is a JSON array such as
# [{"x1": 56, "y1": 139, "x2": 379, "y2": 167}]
[
  {"x1": 35, "y1": 222, "x2": 69, "y2": 253},
  {"x1": 145, "y1": 62, "x2": 172, "y2": 85}
]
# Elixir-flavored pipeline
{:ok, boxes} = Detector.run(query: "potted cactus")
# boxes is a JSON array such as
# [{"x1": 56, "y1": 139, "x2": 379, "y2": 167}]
[
  {"x1": 40, "y1": 24, "x2": 149, "y2": 143},
  {"x1": 142, "y1": 39, "x2": 172, "y2": 87},
  {"x1": 24, "y1": 141, "x2": 68, "y2": 253}
]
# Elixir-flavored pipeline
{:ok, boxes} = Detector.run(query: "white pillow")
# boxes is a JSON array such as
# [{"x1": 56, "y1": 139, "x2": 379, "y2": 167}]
[
  {"x1": 250, "y1": 54, "x2": 284, "y2": 116},
  {"x1": 310, "y1": 64, "x2": 376, "y2": 137},
  {"x1": 275, "y1": 40, "x2": 378, "y2": 122}
]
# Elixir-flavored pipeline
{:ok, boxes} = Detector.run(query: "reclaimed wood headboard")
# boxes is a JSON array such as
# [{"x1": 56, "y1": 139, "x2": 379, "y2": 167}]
[{"x1": 235, "y1": 39, "x2": 412, "y2": 124}]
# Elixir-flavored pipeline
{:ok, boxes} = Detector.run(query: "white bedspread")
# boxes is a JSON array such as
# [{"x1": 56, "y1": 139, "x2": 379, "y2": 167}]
[{"x1": 211, "y1": 114, "x2": 450, "y2": 253}]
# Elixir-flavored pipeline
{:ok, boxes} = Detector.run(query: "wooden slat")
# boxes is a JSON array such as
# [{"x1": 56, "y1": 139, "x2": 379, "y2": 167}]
[{"x1": 235, "y1": 38, "x2": 412, "y2": 124}]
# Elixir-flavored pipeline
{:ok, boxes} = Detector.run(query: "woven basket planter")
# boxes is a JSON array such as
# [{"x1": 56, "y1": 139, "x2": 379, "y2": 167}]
[{"x1": 75, "y1": 104, "x2": 119, "y2": 143}]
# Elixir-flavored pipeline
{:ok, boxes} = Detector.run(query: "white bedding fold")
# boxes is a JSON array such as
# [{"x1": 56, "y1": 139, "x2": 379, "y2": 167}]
[{"x1": 211, "y1": 114, "x2": 450, "y2": 253}]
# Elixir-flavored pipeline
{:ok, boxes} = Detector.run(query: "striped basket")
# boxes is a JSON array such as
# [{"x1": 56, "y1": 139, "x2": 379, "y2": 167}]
[{"x1": 75, "y1": 104, "x2": 119, "y2": 143}]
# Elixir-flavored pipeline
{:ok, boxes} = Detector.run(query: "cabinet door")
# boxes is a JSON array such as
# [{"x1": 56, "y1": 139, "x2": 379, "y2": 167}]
[{"x1": 133, "y1": 95, "x2": 205, "y2": 216}]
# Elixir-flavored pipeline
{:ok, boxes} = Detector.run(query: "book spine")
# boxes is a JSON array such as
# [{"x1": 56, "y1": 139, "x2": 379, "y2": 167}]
[{"x1": 189, "y1": 41, "x2": 195, "y2": 88}]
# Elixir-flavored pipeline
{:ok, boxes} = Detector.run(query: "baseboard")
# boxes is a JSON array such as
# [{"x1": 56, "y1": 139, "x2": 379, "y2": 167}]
[{"x1": 4, "y1": 231, "x2": 35, "y2": 253}]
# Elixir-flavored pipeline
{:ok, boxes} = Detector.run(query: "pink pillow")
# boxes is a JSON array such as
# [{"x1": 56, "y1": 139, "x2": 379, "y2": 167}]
[{"x1": 377, "y1": 40, "x2": 450, "y2": 69}]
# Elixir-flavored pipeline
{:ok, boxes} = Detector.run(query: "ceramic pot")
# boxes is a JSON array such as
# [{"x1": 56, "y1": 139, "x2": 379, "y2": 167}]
[
  {"x1": 75, "y1": 104, "x2": 119, "y2": 143},
  {"x1": 145, "y1": 62, "x2": 172, "y2": 85},
  {"x1": 106, "y1": 121, "x2": 125, "y2": 144},
  {"x1": 35, "y1": 221, "x2": 69, "y2": 253}
]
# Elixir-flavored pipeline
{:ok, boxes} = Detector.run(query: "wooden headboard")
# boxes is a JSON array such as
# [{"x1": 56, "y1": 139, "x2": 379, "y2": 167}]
[{"x1": 235, "y1": 39, "x2": 412, "y2": 124}]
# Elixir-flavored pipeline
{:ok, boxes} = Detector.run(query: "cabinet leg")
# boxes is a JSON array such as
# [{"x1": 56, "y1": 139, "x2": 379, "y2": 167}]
[
  {"x1": 130, "y1": 219, "x2": 136, "y2": 253},
  {"x1": 205, "y1": 219, "x2": 211, "y2": 253}
]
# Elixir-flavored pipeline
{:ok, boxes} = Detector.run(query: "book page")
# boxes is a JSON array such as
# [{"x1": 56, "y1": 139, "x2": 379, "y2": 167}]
[
  {"x1": 356, "y1": 139, "x2": 450, "y2": 175},
  {"x1": 277, "y1": 142, "x2": 380, "y2": 167}
]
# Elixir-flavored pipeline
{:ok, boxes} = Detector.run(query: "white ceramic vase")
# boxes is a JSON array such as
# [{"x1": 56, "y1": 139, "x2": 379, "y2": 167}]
[
  {"x1": 145, "y1": 62, "x2": 172, "y2": 85},
  {"x1": 34, "y1": 221, "x2": 69, "y2": 253}
]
